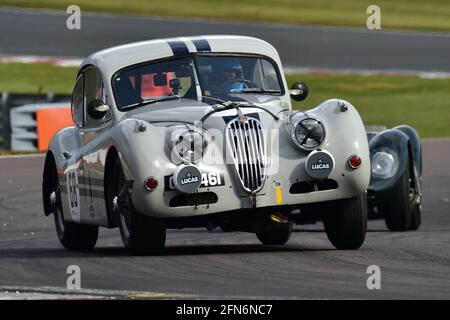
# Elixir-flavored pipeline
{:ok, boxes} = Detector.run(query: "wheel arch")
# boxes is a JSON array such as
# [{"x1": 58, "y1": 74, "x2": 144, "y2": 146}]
[
  {"x1": 104, "y1": 145, "x2": 120, "y2": 227},
  {"x1": 42, "y1": 150, "x2": 57, "y2": 216},
  {"x1": 393, "y1": 125, "x2": 422, "y2": 175}
]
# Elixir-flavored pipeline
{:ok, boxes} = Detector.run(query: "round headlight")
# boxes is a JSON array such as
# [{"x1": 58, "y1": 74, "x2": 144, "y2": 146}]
[
  {"x1": 371, "y1": 151, "x2": 398, "y2": 179},
  {"x1": 292, "y1": 118, "x2": 325, "y2": 150},
  {"x1": 173, "y1": 129, "x2": 207, "y2": 164}
]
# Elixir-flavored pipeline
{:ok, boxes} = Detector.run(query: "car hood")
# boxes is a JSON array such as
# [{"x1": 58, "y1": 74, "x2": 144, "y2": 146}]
[{"x1": 125, "y1": 96, "x2": 289, "y2": 128}]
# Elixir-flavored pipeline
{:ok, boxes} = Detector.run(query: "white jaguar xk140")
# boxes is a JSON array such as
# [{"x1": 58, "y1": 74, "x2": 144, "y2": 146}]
[{"x1": 42, "y1": 35, "x2": 370, "y2": 254}]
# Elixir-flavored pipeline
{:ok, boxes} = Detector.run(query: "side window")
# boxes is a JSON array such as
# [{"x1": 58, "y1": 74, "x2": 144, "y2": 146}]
[
  {"x1": 84, "y1": 67, "x2": 107, "y2": 127},
  {"x1": 71, "y1": 75, "x2": 84, "y2": 127},
  {"x1": 261, "y1": 60, "x2": 281, "y2": 91}
]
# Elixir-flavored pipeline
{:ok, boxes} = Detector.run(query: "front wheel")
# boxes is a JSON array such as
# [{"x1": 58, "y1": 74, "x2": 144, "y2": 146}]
[
  {"x1": 409, "y1": 203, "x2": 422, "y2": 230},
  {"x1": 112, "y1": 158, "x2": 166, "y2": 255},
  {"x1": 322, "y1": 194, "x2": 367, "y2": 250},
  {"x1": 383, "y1": 161, "x2": 412, "y2": 231},
  {"x1": 409, "y1": 165, "x2": 422, "y2": 231}
]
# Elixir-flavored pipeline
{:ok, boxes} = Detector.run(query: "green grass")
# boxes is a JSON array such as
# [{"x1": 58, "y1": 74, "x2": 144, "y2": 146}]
[
  {"x1": 1, "y1": 0, "x2": 450, "y2": 32},
  {"x1": 0, "y1": 62, "x2": 77, "y2": 94},
  {"x1": 1, "y1": 62, "x2": 449, "y2": 138},
  {"x1": 286, "y1": 73, "x2": 450, "y2": 138}
]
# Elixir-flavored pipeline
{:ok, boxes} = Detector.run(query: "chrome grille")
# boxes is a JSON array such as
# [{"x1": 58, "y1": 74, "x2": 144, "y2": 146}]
[{"x1": 226, "y1": 117, "x2": 267, "y2": 192}]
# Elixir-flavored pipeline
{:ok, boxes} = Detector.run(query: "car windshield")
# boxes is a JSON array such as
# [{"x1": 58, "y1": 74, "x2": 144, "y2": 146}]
[
  {"x1": 195, "y1": 55, "x2": 282, "y2": 96},
  {"x1": 112, "y1": 55, "x2": 283, "y2": 110},
  {"x1": 112, "y1": 57, "x2": 197, "y2": 110}
]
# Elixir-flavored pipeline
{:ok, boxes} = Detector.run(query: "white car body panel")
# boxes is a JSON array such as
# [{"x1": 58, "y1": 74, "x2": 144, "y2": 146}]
[{"x1": 45, "y1": 35, "x2": 370, "y2": 227}]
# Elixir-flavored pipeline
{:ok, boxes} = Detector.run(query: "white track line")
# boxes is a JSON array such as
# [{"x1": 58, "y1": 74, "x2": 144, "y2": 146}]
[
  {"x1": 0, "y1": 54, "x2": 81, "y2": 67},
  {"x1": 0, "y1": 153, "x2": 45, "y2": 160},
  {"x1": 284, "y1": 66, "x2": 450, "y2": 79},
  {"x1": 1, "y1": 54, "x2": 449, "y2": 78},
  {"x1": 0, "y1": 285, "x2": 298, "y2": 300}
]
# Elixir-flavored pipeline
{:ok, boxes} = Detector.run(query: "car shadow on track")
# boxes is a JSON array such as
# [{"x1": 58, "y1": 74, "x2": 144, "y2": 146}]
[
  {"x1": 0, "y1": 243, "x2": 335, "y2": 259},
  {"x1": 292, "y1": 228, "x2": 390, "y2": 233}
]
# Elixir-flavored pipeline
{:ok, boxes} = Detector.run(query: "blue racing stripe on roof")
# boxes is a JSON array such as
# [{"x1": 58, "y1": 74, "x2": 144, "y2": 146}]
[
  {"x1": 167, "y1": 40, "x2": 189, "y2": 56},
  {"x1": 191, "y1": 38, "x2": 211, "y2": 52}
]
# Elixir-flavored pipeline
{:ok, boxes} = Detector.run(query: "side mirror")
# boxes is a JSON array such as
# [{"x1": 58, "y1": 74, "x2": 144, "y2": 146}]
[
  {"x1": 290, "y1": 82, "x2": 309, "y2": 101},
  {"x1": 88, "y1": 99, "x2": 110, "y2": 120}
]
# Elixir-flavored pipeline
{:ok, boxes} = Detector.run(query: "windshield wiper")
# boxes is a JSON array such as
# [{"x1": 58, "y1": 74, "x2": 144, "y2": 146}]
[
  {"x1": 121, "y1": 95, "x2": 180, "y2": 111},
  {"x1": 199, "y1": 102, "x2": 240, "y2": 123},
  {"x1": 230, "y1": 88, "x2": 282, "y2": 94},
  {"x1": 201, "y1": 95, "x2": 236, "y2": 108},
  {"x1": 199, "y1": 100, "x2": 279, "y2": 124}
]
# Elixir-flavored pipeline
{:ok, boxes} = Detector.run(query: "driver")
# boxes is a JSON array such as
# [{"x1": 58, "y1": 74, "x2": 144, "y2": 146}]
[{"x1": 210, "y1": 60, "x2": 245, "y2": 94}]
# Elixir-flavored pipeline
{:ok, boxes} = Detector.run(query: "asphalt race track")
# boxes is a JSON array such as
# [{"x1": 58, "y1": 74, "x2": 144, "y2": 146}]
[
  {"x1": 0, "y1": 6, "x2": 450, "y2": 299},
  {"x1": 1, "y1": 8, "x2": 450, "y2": 72},
  {"x1": 0, "y1": 139, "x2": 449, "y2": 299}
]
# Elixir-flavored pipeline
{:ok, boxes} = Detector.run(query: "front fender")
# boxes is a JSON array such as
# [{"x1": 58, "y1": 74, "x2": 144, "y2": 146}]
[
  {"x1": 368, "y1": 129, "x2": 410, "y2": 196},
  {"x1": 109, "y1": 118, "x2": 171, "y2": 184},
  {"x1": 393, "y1": 125, "x2": 422, "y2": 175},
  {"x1": 305, "y1": 99, "x2": 371, "y2": 194}
]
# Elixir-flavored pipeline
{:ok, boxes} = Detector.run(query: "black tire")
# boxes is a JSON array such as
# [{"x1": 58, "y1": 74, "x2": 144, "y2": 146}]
[
  {"x1": 322, "y1": 194, "x2": 367, "y2": 250},
  {"x1": 51, "y1": 166, "x2": 98, "y2": 251},
  {"x1": 383, "y1": 161, "x2": 412, "y2": 231},
  {"x1": 409, "y1": 204, "x2": 422, "y2": 230},
  {"x1": 112, "y1": 158, "x2": 166, "y2": 255},
  {"x1": 256, "y1": 221, "x2": 293, "y2": 245},
  {"x1": 219, "y1": 225, "x2": 234, "y2": 233},
  {"x1": 409, "y1": 164, "x2": 422, "y2": 231}
]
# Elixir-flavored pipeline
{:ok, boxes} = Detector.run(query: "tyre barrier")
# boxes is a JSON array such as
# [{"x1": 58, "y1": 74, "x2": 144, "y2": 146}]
[
  {"x1": 10, "y1": 103, "x2": 73, "y2": 151},
  {"x1": 0, "y1": 92, "x2": 71, "y2": 150}
]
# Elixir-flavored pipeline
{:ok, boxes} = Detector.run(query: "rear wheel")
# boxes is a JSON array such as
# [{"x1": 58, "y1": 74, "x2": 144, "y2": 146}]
[
  {"x1": 322, "y1": 194, "x2": 367, "y2": 250},
  {"x1": 256, "y1": 220, "x2": 293, "y2": 245},
  {"x1": 112, "y1": 158, "x2": 166, "y2": 255},
  {"x1": 51, "y1": 165, "x2": 98, "y2": 251}
]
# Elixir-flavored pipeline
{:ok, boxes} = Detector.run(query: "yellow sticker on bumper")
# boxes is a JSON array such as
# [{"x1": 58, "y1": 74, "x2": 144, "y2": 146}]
[{"x1": 274, "y1": 181, "x2": 282, "y2": 205}]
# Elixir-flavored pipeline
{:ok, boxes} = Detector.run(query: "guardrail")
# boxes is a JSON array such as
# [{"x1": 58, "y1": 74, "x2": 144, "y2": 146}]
[{"x1": 0, "y1": 92, "x2": 71, "y2": 150}]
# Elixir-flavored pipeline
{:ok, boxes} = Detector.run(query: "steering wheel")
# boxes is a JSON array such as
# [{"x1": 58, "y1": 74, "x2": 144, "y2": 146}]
[{"x1": 219, "y1": 79, "x2": 258, "y2": 92}]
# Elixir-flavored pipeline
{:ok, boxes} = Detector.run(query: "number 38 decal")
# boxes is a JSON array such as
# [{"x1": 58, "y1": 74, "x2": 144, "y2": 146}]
[{"x1": 66, "y1": 170, "x2": 81, "y2": 221}]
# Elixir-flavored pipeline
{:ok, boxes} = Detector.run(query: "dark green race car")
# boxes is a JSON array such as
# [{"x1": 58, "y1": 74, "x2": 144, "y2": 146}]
[{"x1": 366, "y1": 125, "x2": 422, "y2": 231}]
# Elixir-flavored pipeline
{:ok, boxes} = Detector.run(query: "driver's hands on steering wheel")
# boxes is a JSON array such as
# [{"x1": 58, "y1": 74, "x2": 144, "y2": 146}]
[{"x1": 218, "y1": 78, "x2": 258, "y2": 93}]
